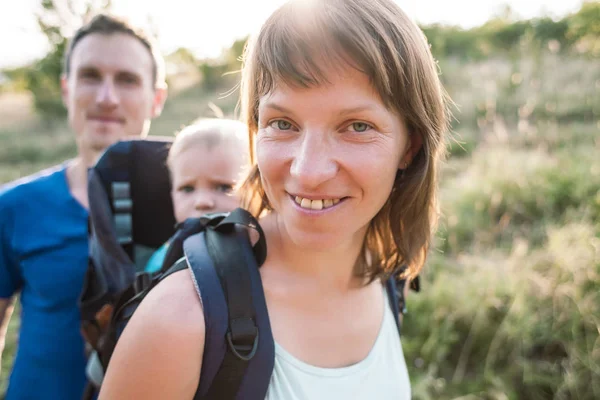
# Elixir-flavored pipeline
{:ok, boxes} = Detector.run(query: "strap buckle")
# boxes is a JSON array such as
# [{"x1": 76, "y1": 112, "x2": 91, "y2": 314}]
[{"x1": 226, "y1": 317, "x2": 259, "y2": 361}]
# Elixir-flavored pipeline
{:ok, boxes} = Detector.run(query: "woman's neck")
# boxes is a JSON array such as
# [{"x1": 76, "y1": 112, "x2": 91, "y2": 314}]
[{"x1": 261, "y1": 213, "x2": 369, "y2": 293}]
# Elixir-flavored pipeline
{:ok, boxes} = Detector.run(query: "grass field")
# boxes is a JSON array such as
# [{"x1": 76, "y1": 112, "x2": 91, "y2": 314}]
[{"x1": 1, "y1": 48, "x2": 599, "y2": 399}]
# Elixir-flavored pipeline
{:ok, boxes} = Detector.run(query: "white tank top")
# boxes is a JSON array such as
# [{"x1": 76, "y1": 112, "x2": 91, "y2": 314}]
[{"x1": 265, "y1": 288, "x2": 411, "y2": 400}]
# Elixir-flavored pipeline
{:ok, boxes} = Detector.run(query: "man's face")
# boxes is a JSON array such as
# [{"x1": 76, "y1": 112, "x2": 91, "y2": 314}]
[{"x1": 61, "y1": 32, "x2": 167, "y2": 163}]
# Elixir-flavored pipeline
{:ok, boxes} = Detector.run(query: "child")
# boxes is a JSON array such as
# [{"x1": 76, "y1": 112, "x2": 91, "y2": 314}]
[
  {"x1": 144, "y1": 118, "x2": 249, "y2": 273},
  {"x1": 101, "y1": 0, "x2": 451, "y2": 398}
]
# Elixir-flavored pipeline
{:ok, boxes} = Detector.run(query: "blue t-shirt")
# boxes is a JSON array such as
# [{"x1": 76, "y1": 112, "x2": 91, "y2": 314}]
[{"x1": 0, "y1": 164, "x2": 89, "y2": 400}]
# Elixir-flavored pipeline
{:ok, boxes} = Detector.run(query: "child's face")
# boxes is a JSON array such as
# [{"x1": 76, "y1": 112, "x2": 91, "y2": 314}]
[{"x1": 170, "y1": 142, "x2": 245, "y2": 223}]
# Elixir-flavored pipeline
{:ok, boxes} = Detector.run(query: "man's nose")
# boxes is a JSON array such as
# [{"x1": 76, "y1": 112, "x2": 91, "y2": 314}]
[{"x1": 96, "y1": 79, "x2": 119, "y2": 108}]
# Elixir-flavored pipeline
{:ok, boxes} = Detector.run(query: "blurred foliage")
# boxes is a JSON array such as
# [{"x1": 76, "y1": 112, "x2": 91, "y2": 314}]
[
  {"x1": 406, "y1": 222, "x2": 600, "y2": 399},
  {"x1": 197, "y1": 37, "x2": 247, "y2": 90},
  {"x1": 3, "y1": 2, "x2": 598, "y2": 119},
  {"x1": 404, "y1": 20, "x2": 600, "y2": 393},
  {"x1": 9, "y1": 0, "x2": 112, "y2": 119},
  {"x1": 198, "y1": 61, "x2": 230, "y2": 91},
  {"x1": 1, "y1": 1, "x2": 600, "y2": 399},
  {"x1": 423, "y1": 1, "x2": 600, "y2": 60},
  {"x1": 24, "y1": 39, "x2": 67, "y2": 119}
]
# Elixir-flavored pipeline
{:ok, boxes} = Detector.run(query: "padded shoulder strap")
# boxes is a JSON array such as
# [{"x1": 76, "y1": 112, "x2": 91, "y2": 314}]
[{"x1": 184, "y1": 211, "x2": 274, "y2": 400}]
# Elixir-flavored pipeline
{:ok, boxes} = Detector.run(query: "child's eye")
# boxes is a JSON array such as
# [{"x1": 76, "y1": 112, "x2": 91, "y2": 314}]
[
  {"x1": 178, "y1": 185, "x2": 195, "y2": 193},
  {"x1": 269, "y1": 120, "x2": 294, "y2": 131},
  {"x1": 215, "y1": 184, "x2": 234, "y2": 194},
  {"x1": 348, "y1": 122, "x2": 373, "y2": 133}
]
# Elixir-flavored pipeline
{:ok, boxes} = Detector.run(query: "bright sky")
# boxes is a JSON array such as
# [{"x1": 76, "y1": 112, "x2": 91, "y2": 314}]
[{"x1": 0, "y1": 0, "x2": 584, "y2": 69}]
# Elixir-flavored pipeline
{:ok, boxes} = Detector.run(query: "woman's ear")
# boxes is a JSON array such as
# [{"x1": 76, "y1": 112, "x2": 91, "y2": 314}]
[{"x1": 399, "y1": 133, "x2": 423, "y2": 169}]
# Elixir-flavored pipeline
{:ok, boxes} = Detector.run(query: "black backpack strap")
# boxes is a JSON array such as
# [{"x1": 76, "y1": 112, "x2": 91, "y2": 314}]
[
  {"x1": 386, "y1": 268, "x2": 421, "y2": 336},
  {"x1": 159, "y1": 217, "x2": 221, "y2": 274},
  {"x1": 210, "y1": 208, "x2": 267, "y2": 266},
  {"x1": 183, "y1": 209, "x2": 274, "y2": 399},
  {"x1": 156, "y1": 256, "x2": 189, "y2": 279},
  {"x1": 202, "y1": 227, "x2": 259, "y2": 399},
  {"x1": 385, "y1": 277, "x2": 403, "y2": 335},
  {"x1": 160, "y1": 208, "x2": 267, "y2": 275}
]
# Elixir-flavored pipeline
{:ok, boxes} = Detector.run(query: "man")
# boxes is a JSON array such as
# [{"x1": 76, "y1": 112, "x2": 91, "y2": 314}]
[{"x1": 0, "y1": 13, "x2": 168, "y2": 399}]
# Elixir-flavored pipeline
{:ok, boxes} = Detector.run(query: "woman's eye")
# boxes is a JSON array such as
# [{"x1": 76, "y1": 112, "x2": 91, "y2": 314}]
[
  {"x1": 349, "y1": 122, "x2": 373, "y2": 133},
  {"x1": 179, "y1": 185, "x2": 194, "y2": 193},
  {"x1": 269, "y1": 120, "x2": 293, "y2": 130}
]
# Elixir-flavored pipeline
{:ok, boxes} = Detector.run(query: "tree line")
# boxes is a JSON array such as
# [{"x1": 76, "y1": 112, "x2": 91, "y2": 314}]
[{"x1": 2, "y1": 0, "x2": 598, "y2": 119}]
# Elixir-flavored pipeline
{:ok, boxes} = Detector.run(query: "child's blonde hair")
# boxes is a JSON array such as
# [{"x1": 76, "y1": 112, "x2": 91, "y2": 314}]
[
  {"x1": 238, "y1": 0, "x2": 452, "y2": 281},
  {"x1": 167, "y1": 118, "x2": 249, "y2": 171}
]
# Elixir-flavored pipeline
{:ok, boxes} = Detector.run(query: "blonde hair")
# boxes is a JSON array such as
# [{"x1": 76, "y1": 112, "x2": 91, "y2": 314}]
[
  {"x1": 167, "y1": 118, "x2": 249, "y2": 171},
  {"x1": 238, "y1": 0, "x2": 452, "y2": 281}
]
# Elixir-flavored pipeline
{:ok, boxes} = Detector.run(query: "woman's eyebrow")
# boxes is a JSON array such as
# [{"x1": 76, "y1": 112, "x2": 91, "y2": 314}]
[
  {"x1": 261, "y1": 102, "x2": 293, "y2": 114},
  {"x1": 337, "y1": 104, "x2": 380, "y2": 117}
]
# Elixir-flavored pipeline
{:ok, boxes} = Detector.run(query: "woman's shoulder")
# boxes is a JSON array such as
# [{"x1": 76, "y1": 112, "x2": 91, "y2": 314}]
[
  {"x1": 99, "y1": 269, "x2": 205, "y2": 399},
  {"x1": 140, "y1": 268, "x2": 205, "y2": 335}
]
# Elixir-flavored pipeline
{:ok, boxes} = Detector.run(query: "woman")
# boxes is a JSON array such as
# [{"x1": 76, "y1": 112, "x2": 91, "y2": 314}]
[{"x1": 99, "y1": 0, "x2": 450, "y2": 398}]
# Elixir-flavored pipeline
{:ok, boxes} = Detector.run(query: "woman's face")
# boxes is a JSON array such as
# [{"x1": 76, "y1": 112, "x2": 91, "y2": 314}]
[{"x1": 256, "y1": 64, "x2": 415, "y2": 251}]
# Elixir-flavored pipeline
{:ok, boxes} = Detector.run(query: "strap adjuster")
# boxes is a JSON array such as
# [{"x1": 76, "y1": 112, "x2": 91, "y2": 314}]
[
  {"x1": 112, "y1": 182, "x2": 132, "y2": 245},
  {"x1": 226, "y1": 317, "x2": 259, "y2": 361}
]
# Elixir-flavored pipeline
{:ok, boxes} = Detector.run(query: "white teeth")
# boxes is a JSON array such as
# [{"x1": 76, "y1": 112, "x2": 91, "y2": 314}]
[
  {"x1": 294, "y1": 196, "x2": 342, "y2": 210},
  {"x1": 311, "y1": 200, "x2": 323, "y2": 210},
  {"x1": 300, "y1": 198, "x2": 311, "y2": 208}
]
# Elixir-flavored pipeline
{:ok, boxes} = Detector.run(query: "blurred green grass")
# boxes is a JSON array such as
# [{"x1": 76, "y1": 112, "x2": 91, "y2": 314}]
[{"x1": 403, "y1": 48, "x2": 599, "y2": 399}]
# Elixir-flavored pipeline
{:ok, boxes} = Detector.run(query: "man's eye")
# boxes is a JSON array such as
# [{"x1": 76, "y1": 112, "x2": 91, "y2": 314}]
[
  {"x1": 118, "y1": 74, "x2": 140, "y2": 85},
  {"x1": 80, "y1": 71, "x2": 100, "y2": 80}
]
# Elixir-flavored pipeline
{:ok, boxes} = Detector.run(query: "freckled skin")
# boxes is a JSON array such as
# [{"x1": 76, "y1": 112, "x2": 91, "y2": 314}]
[{"x1": 256, "y1": 65, "x2": 413, "y2": 251}]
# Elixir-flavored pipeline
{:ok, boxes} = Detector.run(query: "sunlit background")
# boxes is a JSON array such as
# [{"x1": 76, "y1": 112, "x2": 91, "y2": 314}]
[
  {"x1": 1, "y1": 0, "x2": 585, "y2": 68},
  {"x1": 1, "y1": 0, "x2": 598, "y2": 399}
]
